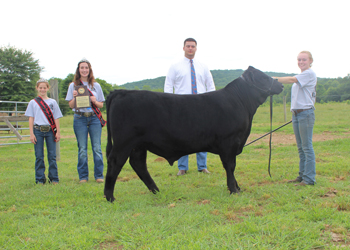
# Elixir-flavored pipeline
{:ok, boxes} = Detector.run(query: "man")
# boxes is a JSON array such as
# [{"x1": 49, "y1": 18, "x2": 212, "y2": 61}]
[{"x1": 164, "y1": 38, "x2": 216, "y2": 176}]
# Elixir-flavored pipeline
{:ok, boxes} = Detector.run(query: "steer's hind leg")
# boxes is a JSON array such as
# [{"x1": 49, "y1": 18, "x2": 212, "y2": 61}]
[
  {"x1": 104, "y1": 148, "x2": 129, "y2": 202},
  {"x1": 219, "y1": 154, "x2": 240, "y2": 194},
  {"x1": 129, "y1": 147, "x2": 159, "y2": 194}
]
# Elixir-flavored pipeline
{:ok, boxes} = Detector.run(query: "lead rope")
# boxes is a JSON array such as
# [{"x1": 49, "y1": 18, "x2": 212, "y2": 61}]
[
  {"x1": 244, "y1": 120, "x2": 292, "y2": 147},
  {"x1": 268, "y1": 95, "x2": 273, "y2": 177}
]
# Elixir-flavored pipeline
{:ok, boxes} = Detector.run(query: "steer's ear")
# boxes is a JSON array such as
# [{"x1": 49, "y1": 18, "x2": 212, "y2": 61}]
[
  {"x1": 243, "y1": 66, "x2": 271, "y2": 87},
  {"x1": 247, "y1": 66, "x2": 256, "y2": 71},
  {"x1": 242, "y1": 66, "x2": 259, "y2": 83},
  {"x1": 247, "y1": 66, "x2": 266, "y2": 79}
]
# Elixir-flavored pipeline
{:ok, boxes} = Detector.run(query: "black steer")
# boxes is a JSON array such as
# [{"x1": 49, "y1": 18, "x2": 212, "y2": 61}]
[{"x1": 104, "y1": 66, "x2": 283, "y2": 202}]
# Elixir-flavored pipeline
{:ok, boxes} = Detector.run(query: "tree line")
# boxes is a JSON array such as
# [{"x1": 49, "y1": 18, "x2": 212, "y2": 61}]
[
  {"x1": 120, "y1": 70, "x2": 350, "y2": 105},
  {"x1": 1, "y1": 46, "x2": 350, "y2": 115}
]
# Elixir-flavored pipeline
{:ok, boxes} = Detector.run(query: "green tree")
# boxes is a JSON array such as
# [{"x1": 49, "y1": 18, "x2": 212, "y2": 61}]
[
  {"x1": 57, "y1": 74, "x2": 74, "y2": 115},
  {"x1": 142, "y1": 85, "x2": 151, "y2": 91},
  {"x1": 60, "y1": 73, "x2": 74, "y2": 99},
  {"x1": 0, "y1": 46, "x2": 42, "y2": 110},
  {"x1": 113, "y1": 84, "x2": 124, "y2": 90},
  {"x1": 95, "y1": 78, "x2": 114, "y2": 99},
  {"x1": 324, "y1": 87, "x2": 341, "y2": 102},
  {"x1": 95, "y1": 78, "x2": 114, "y2": 112}
]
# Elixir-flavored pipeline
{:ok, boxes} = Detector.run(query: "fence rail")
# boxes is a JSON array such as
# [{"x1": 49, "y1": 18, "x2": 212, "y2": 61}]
[{"x1": 0, "y1": 100, "x2": 30, "y2": 146}]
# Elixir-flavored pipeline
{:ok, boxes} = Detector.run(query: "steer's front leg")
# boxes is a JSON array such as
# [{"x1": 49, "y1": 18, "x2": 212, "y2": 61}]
[{"x1": 220, "y1": 154, "x2": 240, "y2": 194}]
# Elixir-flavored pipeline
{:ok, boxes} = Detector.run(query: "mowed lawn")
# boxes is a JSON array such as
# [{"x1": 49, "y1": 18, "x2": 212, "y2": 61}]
[{"x1": 1, "y1": 102, "x2": 350, "y2": 249}]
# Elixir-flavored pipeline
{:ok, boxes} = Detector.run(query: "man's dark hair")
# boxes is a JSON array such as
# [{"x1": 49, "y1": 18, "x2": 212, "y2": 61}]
[{"x1": 184, "y1": 38, "x2": 197, "y2": 46}]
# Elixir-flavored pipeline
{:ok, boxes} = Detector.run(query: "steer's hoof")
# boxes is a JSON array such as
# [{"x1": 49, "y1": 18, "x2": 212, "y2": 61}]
[
  {"x1": 229, "y1": 189, "x2": 240, "y2": 194},
  {"x1": 150, "y1": 188, "x2": 159, "y2": 194},
  {"x1": 106, "y1": 196, "x2": 115, "y2": 203},
  {"x1": 104, "y1": 194, "x2": 115, "y2": 203}
]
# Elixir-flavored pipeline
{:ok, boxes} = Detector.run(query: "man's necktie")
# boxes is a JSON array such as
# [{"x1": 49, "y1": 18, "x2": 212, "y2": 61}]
[{"x1": 190, "y1": 59, "x2": 197, "y2": 94}]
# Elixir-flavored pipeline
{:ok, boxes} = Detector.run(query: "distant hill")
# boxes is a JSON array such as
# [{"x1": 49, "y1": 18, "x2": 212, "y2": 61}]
[
  {"x1": 119, "y1": 69, "x2": 296, "y2": 90},
  {"x1": 120, "y1": 76, "x2": 166, "y2": 90}
]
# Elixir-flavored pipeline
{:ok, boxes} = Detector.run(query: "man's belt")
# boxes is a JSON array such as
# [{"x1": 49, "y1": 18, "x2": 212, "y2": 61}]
[
  {"x1": 292, "y1": 108, "x2": 311, "y2": 115},
  {"x1": 75, "y1": 112, "x2": 94, "y2": 117},
  {"x1": 34, "y1": 125, "x2": 51, "y2": 132}
]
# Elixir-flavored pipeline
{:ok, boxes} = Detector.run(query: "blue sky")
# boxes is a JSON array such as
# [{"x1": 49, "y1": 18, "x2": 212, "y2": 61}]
[{"x1": 1, "y1": 0, "x2": 349, "y2": 85}]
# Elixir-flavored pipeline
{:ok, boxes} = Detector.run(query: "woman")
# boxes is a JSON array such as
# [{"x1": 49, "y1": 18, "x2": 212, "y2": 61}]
[
  {"x1": 274, "y1": 51, "x2": 317, "y2": 186},
  {"x1": 65, "y1": 59, "x2": 105, "y2": 184},
  {"x1": 25, "y1": 78, "x2": 62, "y2": 184}
]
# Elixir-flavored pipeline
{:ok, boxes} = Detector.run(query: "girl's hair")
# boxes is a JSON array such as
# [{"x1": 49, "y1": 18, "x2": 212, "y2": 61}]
[
  {"x1": 73, "y1": 59, "x2": 95, "y2": 88},
  {"x1": 299, "y1": 51, "x2": 313, "y2": 67},
  {"x1": 36, "y1": 78, "x2": 50, "y2": 88}
]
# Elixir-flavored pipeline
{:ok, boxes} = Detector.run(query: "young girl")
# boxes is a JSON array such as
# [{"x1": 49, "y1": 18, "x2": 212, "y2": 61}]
[
  {"x1": 274, "y1": 51, "x2": 317, "y2": 186},
  {"x1": 65, "y1": 59, "x2": 105, "y2": 184},
  {"x1": 25, "y1": 78, "x2": 63, "y2": 184}
]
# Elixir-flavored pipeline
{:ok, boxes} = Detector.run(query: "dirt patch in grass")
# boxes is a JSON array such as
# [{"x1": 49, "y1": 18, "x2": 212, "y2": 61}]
[
  {"x1": 154, "y1": 157, "x2": 166, "y2": 162},
  {"x1": 116, "y1": 175, "x2": 139, "y2": 182},
  {"x1": 321, "y1": 189, "x2": 338, "y2": 198},
  {"x1": 321, "y1": 224, "x2": 350, "y2": 248},
  {"x1": 98, "y1": 242, "x2": 124, "y2": 250},
  {"x1": 247, "y1": 131, "x2": 350, "y2": 146},
  {"x1": 197, "y1": 199, "x2": 211, "y2": 205}
]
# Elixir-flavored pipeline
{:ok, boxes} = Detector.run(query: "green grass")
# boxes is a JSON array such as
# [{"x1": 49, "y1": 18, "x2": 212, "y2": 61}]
[{"x1": 1, "y1": 102, "x2": 350, "y2": 249}]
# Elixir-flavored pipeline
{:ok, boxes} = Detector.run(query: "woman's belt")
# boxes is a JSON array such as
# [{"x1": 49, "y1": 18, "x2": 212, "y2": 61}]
[
  {"x1": 292, "y1": 108, "x2": 312, "y2": 115},
  {"x1": 75, "y1": 112, "x2": 95, "y2": 117}
]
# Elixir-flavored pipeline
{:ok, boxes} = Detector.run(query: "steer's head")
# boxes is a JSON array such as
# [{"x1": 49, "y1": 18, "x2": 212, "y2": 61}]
[{"x1": 241, "y1": 66, "x2": 284, "y2": 96}]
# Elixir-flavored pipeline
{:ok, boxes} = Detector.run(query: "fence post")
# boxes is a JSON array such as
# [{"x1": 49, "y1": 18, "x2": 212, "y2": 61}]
[
  {"x1": 283, "y1": 96, "x2": 286, "y2": 122},
  {"x1": 50, "y1": 79, "x2": 60, "y2": 161}
]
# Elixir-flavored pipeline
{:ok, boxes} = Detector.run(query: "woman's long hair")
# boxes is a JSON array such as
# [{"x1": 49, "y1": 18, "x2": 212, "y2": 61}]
[{"x1": 73, "y1": 60, "x2": 95, "y2": 88}]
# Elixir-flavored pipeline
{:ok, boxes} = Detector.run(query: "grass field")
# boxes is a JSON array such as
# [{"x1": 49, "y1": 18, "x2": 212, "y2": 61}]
[{"x1": 1, "y1": 102, "x2": 350, "y2": 249}]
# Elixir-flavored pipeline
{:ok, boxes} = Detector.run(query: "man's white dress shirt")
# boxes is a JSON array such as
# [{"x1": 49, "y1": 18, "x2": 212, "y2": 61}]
[{"x1": 164, "y1": 57, "x2": 216, "y2": 94}]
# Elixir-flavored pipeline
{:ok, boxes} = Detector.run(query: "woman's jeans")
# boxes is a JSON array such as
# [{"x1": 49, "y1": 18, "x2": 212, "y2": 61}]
[
  {"x1": 34, "y1": 127, "x2": 59, "y2": 183},
  {"x1": 73, "y1": 114, "x2": 104, "y2": 181},
  {"x1": 292, "y1": 109, "x2": 316, "y2": 184}
]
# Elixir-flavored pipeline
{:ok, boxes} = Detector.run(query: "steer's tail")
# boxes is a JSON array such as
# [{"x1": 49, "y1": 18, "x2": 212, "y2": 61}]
[{"x1": 106, "y1": 94, "x2": 113, "y2": 159}]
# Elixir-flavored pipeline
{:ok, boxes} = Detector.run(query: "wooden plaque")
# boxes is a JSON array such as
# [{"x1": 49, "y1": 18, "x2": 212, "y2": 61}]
[{"x1": 75, "y1": 85, "x2": 91, "y2": 109}]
